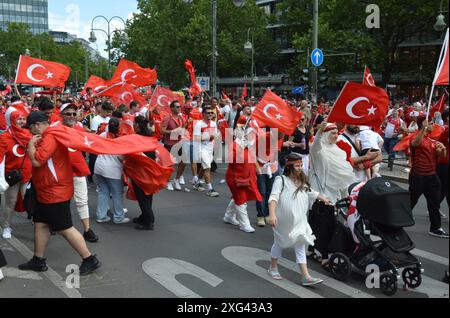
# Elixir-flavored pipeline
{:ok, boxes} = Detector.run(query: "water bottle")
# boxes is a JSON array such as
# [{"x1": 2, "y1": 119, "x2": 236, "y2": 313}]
[{"x1": 301, "y1": 137, "x2": 306, "y2": 149}]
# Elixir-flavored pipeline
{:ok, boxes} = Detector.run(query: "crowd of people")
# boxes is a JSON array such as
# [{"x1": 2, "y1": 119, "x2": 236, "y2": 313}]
[{"x1": 0, "y1": 86, "x2": 448, "y2": 286}]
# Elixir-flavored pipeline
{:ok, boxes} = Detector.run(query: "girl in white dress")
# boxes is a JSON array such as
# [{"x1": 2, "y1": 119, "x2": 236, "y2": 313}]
[{"x1": 267, "y1": 153, "x2": 332, "y2": 286}]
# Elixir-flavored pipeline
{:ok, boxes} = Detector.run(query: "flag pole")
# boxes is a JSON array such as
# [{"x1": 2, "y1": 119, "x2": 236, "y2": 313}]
[{"x1": 427, "y1": 28, "x2": 448, "y2": 119}]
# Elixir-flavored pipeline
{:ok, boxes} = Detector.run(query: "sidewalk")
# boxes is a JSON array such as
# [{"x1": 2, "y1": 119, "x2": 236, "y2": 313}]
[{"x1": 380, "y1": 156, "x2": 410, "y2": 184}]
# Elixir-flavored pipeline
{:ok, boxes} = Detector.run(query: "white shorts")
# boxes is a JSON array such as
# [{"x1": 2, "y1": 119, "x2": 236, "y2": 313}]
[{"x1": 200, "y1": 148, "x2": 214, "y2": 170}]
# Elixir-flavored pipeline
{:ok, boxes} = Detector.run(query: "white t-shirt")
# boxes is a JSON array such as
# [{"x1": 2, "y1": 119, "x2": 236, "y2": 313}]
[
  {"x1": 90, "y1": 115, "x2": 110, "y2": 132},
  {"x1": 407, "y1": 121, "x2": 419, "y2": 133},
  {"x1": 193, "y1": 120, "x2": 218, "y2": 152},
  {"x1": 94, "y1": 132, "x2": 124, "y2": 179},
  {"x1": 384, "y1": 118, "x2": 404, "y2": 138},
  {"x1": 357, "y1": 129, "x2": 383, "y2": 151}
]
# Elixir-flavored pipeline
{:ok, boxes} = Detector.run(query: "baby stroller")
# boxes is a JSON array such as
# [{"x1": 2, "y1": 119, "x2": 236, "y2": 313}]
[{"x1": 327, "y1": 177, "x2": 423, "y2": 296}]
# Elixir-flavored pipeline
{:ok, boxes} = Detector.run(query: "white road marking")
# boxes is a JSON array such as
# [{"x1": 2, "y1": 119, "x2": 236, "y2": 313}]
[
  {"x1": 142, "y1": 258, "x2": 223, "y2": 298},
  {"x1": 2, "y1": 229, "x2": 82, "y2": 298},
  {"x1": 222, "y1": 246, "x2": 375, "y2": 298},
  {"x1": 409, "y1": 275, "x2": 449, "y2": 298},
  {"x1": 2, "y1": 267, "x2": 43, "y2": 280}
]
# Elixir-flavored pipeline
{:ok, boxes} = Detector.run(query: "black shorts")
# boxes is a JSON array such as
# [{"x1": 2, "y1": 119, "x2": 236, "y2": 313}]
[{"x1": 33, "y1": 201, "x2": 73, "y2": 232}]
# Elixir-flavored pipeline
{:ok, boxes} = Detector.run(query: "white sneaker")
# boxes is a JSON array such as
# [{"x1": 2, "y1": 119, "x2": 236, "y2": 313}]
[
  {"x1": 113, "y1": 217, "x2": 130, "y2": 224},
  {"x1": 174, "y1": 180, "x2": 182, "y2": 191},
  {"x1": 96, "y1": 216, "x2": 111, "y2": 223},
  {"x1": 0, "y1": 269, "x2": 4, "y2": 281},
  {"x1": 240, "y1": 225, "x2": 256, "y2": 233},
  {"x1": 199, "y1": 179, "x2": 206, "y2": 185},
  {"x1": 223, "y1": 216, "x2": 239, "y2": 226},
  {"x1": 123, "y1": 208, "x2": 128, "y2": 214},
  {"x1": 166, "y1": 182, "x2": 174, "y2": 191},
  {"x1": 179, "y1": 176, "x2": 186, "y2": 185},
  {"x1": 2, "y1": 227, "x2": 12, "y2": 239}
]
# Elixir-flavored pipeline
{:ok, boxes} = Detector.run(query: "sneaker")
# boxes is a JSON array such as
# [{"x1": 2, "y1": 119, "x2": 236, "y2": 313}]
[
  {"x1": 223, "y1": 216, "x2": 239, "y2": 226},
  {"x1": 193, "y1": 182, "x2": 206, "y2": 192},
  {"x1": 301, "y1": 276, "x2": 323, "y2": 286},
  {"x1": 268, "y1": 268, "x2": 283, "y2": 280},
  {"x1": 18, "y1": 256, "x2": 48, "y2": 272},
  {"x1": 166, "y1": 182, "x2": 174, "y2": 191},
  {"x1": 440, "y1": 211, "x2": 448, "y2": 219},
  {"x1": 123, "y1": 208, "x2": 128, "y2": 214},
  {"x1": 113, "y1": 217, "x2": 130, "y2": 225},
  {"x1": 199, "y1": 179, "x2": 206, "y2": 185},
  {"x1": 257, "y1": 217, "x2": 266, "y2": 227},
  {"x1": 239, "y1": 225, "x2": 256, "y2": 233},
  {"x1": 96, "y1": 216, "x2": 111, "y2": 223},
  {"x1": 83, "y1": 229, "x2": 99, "y2": 243},
  {"x1": 179, "y1": 176, "x2": 186, "y2": 185},
  {"x1": 206, "y1": 189, "x2": 219, "y2": 197},
  {"x1": 0, "y1": 269, "x2": 3, "y2": 281},
  {"x1": 133, "y1": 217, "x2": 143, "y2": 224},
  {"x1": 429, "y1": 228, "x2": 449, "y2": 239},
  {"x1": 79, "y1": 255, "x2": 101, "y2": 276},
  {"x1": 2, "y1": 227, "x2": 12, "y2": 239},
  {"x1": 174, "y1": 180, "x2": 182, "y2": 191},
  {"x1": 135, "y1": 223, "x2": 154, "y2": 231}
]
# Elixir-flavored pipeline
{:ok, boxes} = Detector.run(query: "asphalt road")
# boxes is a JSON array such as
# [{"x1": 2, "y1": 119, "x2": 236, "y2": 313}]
[{"x1": 0, "y1": 166, "x2": 448, "y2": 299}]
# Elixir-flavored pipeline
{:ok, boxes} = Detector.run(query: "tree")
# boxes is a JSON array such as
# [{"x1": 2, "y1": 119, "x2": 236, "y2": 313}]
[{"x1": 114, "y1": 0, "x2": 278, "y2": 89}]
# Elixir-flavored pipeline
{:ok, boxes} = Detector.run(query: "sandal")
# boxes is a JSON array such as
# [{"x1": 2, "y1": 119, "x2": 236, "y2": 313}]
[{"x1": 268, "y1": 268, "x2": 283, "y2": 280}]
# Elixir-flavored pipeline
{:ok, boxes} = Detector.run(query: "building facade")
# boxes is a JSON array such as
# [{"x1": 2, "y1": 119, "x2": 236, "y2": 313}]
[{"x1": 0, "y1": 0, "x2": 48, "y2": 34}]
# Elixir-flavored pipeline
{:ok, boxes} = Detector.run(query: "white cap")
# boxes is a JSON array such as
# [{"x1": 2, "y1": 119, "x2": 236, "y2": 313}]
[{"x1": 409, "y1": 111, "x2": 419, "y2": 117}]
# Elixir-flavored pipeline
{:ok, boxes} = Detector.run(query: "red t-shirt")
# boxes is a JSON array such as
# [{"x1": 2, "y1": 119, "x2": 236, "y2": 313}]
[
  {"x1": 438, "y1": 125, "x2": 449, "y2": 164},
  {"x1": 410, "y1": 136, "x2": 438, "y2": 176},
  {"x1": 33, "y1": 133, "x2": 74, "y2": 204},
  {"x1": 161, "y1": 114, "x2": 185, "y2": 146},
  {"x1": 68, "y1": 124, "x2": 90, "y2": 177}
]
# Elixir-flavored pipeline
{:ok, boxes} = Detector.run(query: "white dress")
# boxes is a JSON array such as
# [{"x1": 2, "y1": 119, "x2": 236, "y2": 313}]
[{"x1": 269, "y1": 176, "x2": 319, "y2": 249}]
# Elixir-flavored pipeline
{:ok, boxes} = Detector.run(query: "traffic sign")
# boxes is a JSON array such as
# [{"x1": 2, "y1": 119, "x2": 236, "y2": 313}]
[
  {"x1": 311, "y1": 48, "x2": 324, "y2": 67},
  {"x1": 292, "y1": 86, "x2": 305, "y2": 95},
  {"x1": 197, "y1": 76, "x2": 210, "y2": 91}
]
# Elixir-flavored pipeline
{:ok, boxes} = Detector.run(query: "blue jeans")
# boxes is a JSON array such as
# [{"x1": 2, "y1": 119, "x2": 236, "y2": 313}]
[
  {"x1": 383, "y1": 137, "x2": 399, "y2": 161},
  {"x1": 256, "y1": 170, "x2": 280, "y2": 217},
  {"x1": 96, "y1": 174, "x2": 125, "y2": 222}
]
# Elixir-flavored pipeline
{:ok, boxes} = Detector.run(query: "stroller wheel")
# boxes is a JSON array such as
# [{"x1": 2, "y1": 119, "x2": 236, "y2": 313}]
[
  {"x1": 380, "y1": 273, "x2": 398, "y2": 296},
  {"x1": 402, "y1": 268, "x2": 422, "y2": 289},
  {"x1": 329, "y1": 253, "x2": 352, "y2": 281}
]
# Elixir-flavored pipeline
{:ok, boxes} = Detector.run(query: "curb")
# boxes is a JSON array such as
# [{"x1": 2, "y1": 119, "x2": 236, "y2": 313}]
[{"x1": 381, "y1": 174, "x2": 408, "y2": 185}]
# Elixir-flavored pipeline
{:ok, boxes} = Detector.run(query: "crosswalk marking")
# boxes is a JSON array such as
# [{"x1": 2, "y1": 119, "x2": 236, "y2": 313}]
[
  {"x1": 2, "y1": 267, "x2": 43, "y2": 280},
  {"x1": 222, "y1": 246, "x2": 375, "y2": 298}
]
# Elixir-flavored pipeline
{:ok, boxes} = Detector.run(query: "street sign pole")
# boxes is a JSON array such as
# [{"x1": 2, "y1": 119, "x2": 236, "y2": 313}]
[{"x1": 312, "y1": 0, "x2": 319, "y2": 103}]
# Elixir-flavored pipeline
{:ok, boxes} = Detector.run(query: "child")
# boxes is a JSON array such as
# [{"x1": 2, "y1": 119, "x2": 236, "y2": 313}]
[
  {"x1": 356, "y1": 126, "x2": 384, "y2": 179},
  {"x1": 267, "y1": 153, "x2": 332, "y2": 286}
]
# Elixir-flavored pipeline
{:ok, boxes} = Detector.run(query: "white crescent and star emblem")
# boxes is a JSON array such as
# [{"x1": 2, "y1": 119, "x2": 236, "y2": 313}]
[
  {"x1": 26, "y1": 64, "x2": 47, "y2": 82},
  {"x1": 263, "y1": 104, "x2": 283, "y2": 120},
  {"x1": 121, "y1": 92, "x2": 133, "y2": 102},
  {"x1": 157, "y1": 95, "x2": 169, "y2": 107},
  {"x1": 366, "y1": 74, "x2": 375, "y2": 87},
  {"x1": 121, "y1": 69, "x2": 137, "y2": 82},
  {"x1": 68, "y1": 148, "x2": 77, "y2": 153},
  {"x1": 94, "y1": 85, "x2": 107, "y2": 92},
  {"x1": 12, "y1": 145, "x2": 26, "y2": 158},
  {"x1": 84, "y1": 137, "x2": 94, "y2": 147},
  {"x1": 346, "y1": 97, "x2": 369, "y2": 119}
]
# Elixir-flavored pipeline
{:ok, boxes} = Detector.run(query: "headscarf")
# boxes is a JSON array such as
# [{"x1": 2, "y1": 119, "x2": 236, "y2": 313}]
[
  {"x1": 309, "y1": 124, "x2": 356, "y2": 202},
  {"x1": 6, "y1": 108, "x2": 32, "y2": 147}
]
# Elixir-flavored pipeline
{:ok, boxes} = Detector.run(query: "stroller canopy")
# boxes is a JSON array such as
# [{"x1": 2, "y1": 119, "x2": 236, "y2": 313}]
[{"x1": 356, "y1": 177, "x2": 415, "y2": 227}]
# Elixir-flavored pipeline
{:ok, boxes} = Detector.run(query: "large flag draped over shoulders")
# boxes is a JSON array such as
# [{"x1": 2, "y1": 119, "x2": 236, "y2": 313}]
[
  {"x1": 251, "y1": 90, "x2": 302, "y2": 135},
  {"x1": 15, "y1": 55, "x2": 71, "y2": 87},
  {"x1": 328, "y1": 81, "x2": 389, "y2": 128}
]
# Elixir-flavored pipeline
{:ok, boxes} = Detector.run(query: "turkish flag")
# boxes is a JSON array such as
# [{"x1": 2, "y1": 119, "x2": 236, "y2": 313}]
[
  {"x1": 433, "y1": 28, "x2": 449, "y2": 86},
  {"x1": 242, "y1": 83, "x2": 248, "y2": 98},
  {"x1": 363, "y1": 66, "x2": 376, "y2": 87},
  {"x1": 110, "y1": 59, "x2": 158, "y2": 87},
  {"x1": 81, "y1": 75, "x2": 109, "y2": 95},
  {"x1": 98, "y1": 83, "x2": 147, "y2": 106},
  {"x1": 149, "y1": 86, "x2": 185, "y2": 113},
  {"x1": 0, "y1": 84, "x2": 12, "y2": 97},
  {"x1": 185, "y1": 59, "x2": 204, "y2": 97},
  {"x1": 394, "y1": 124, "x2": 445, "y2": 152},
  {"x1": 251, "y1": 90, "x2": 302, "y2": 135},
  {"x1": 15, "y1": 55, "x2": 71, "y2": 87},
  {"x1": 429, "y1": 93, "x2": 448, "y2": 119},
  {"x1": 328, "y1": 82, "x2": 389, "y2": 128}
]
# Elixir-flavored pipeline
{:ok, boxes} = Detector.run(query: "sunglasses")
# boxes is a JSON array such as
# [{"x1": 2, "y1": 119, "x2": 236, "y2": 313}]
[
  {"x1": 63, "y1": 112, "x2": 78, "y2": 117},
  {"x1": 206, "y1": 112, "x2": 215, "y2": 115},
  {"x1": 172, "y1": 106, "x2": 181, "y2": 109}
]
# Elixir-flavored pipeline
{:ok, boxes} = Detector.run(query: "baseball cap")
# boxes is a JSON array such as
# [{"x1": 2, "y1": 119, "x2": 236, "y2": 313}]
[{"x1": 24, "y1": 111, "x2": 49, "y2": 128}]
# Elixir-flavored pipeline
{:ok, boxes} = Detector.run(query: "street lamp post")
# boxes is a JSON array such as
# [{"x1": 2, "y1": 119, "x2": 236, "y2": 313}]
[
  {"x1": 212, "y1": 0, "x2": 218, "y2": 98},
  {"x1": 244, "y1": 28, "x2": 255, "y2": 97},
  {"x1": 434, "y1": 0, "x2": 447, "y2": 32},
  {"x1": 89, "y1": 15, "x2": 128, "y2": 77}
]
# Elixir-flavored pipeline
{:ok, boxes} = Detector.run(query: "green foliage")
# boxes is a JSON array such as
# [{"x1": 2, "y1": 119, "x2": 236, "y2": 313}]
[{"x1": 115, "y1": 0, "x2": 279, "y2": 89}]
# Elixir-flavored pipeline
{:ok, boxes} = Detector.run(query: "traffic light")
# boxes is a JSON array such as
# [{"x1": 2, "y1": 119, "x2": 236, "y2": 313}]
[
  {"x1": 354, "y1": 53, "x2": 360, "y2": 65},
  {"x1": 318, "y1": 68, "x2": 328, "y2": 89},
  {"x1": 301, "y1": 68, "x2": 309, "y2": 82}
]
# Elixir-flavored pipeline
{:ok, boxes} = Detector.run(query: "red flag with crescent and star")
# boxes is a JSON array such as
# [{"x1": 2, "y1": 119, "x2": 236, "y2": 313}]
[
  {"x1": 184, "y1": 59, "x2": 204, "y2": 98},
  {"x1": 149, "y1": 86, "x2": 185, "y2": 113},
  {"x1": 362, "y1": 66, "x2": 376, "y2": 87},
  {"x1": 429, "y1": 91, "x2": 448, "y2": 119},
  {"x1": 110, "y1": 59, "x2": 158, "y2": 88},
  {"x1": 251, "y1": 90, "x2": 303, "y2": 135},
  {"x1": 81, "y1": 75, "x2": 110, "y2": 95},
  {"x1": 433, "y1": 28, "x2": 449, "y2": 86},
  {"x1": 328, "y1": 81, "x2": 389, "y2": 128},
  {"x1": 98, "y1": 83, "x2": 147, "y2": 107},
  {"x1": 15, "y1": 55, "x2": 71, "y2": 87}
]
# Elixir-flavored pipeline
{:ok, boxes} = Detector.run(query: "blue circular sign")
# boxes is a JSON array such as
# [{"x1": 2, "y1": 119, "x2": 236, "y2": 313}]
[{"x1": 311, "y1": 48, "x2": 324, "y2": 67}]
